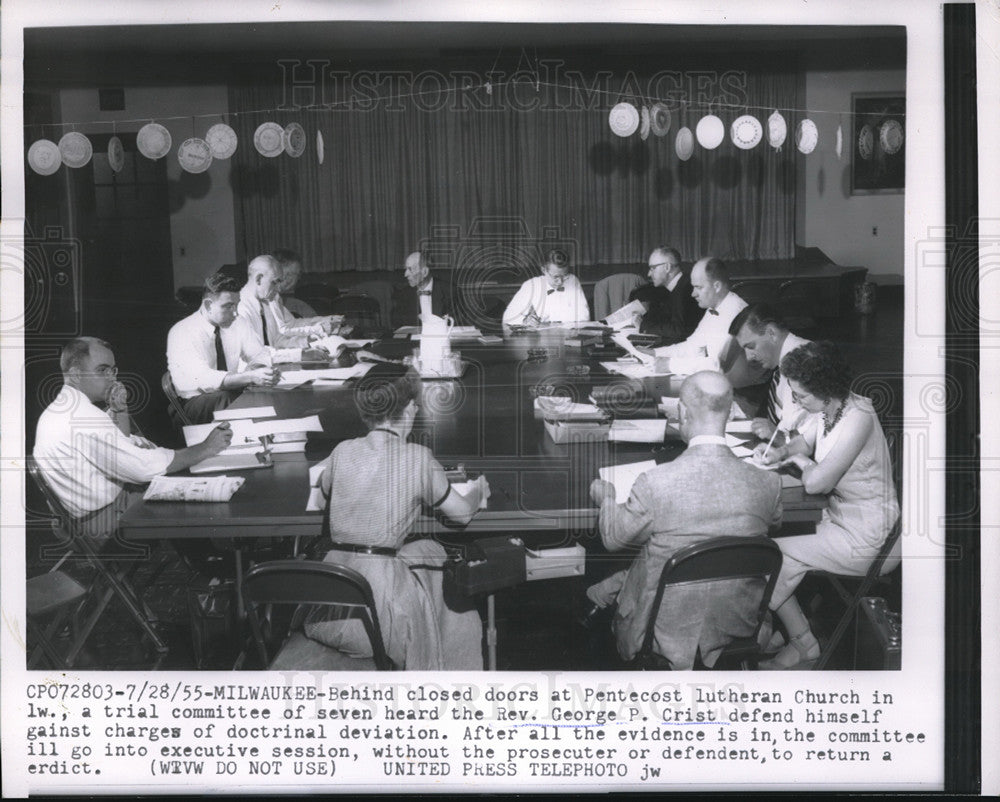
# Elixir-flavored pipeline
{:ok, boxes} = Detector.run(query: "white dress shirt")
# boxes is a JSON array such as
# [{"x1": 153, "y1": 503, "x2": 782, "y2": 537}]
[
  {"x1": 654, "y1": 290, "x2": 747, "y2": 363},
  {"x1": 417, "y1": 277, "x2": 435, "y2": 320},
  {"x1": 502, "y1": 275, "x2": 590, "y2": 325},
  {"x1": 167, "y1": 307, "x2": 279, "y2": 399},
  {"x1": 238, "y1": 283, "x2": 312, "y2": 350},
  {"x1": 33, "y1": 386, "x2": 174, "y2": 518},
  {"x1": 773, "y1": 332, "x2": 817, "y2": 437}
]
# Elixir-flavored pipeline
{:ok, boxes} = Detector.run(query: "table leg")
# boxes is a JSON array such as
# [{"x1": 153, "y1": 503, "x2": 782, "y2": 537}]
[{"x1": 486, "y1": 593, "x2": 497, "y2": 671}]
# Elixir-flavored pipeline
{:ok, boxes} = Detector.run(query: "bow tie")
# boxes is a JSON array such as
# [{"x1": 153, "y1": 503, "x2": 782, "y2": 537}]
[
  {"x1": 547, "y1": 287, "x2": 565, "y2": 295},
  {"x1": 707, "y1": 308, "x2": 719, "y2": 316},
  {"x1": 418, "y1": 290, "x2": 432, "y2": 296}
]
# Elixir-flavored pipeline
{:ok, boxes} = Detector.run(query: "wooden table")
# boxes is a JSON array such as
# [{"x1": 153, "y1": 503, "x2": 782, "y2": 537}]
[{"x1": 120, "y1": 330, "x2": 825, "y2": 666}]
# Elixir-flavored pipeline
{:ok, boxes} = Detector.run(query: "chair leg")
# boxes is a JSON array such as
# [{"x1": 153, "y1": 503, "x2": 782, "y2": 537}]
[
  {"x1": 90, "y1": 558, "x2": 168, "y2": 653},
  {"x1": 813, "y1": 583, "x2": 871, "y2": 670}
]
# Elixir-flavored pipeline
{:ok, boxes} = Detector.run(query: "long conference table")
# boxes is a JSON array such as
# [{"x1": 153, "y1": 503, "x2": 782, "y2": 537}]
[{"x1": 120, "y1": 329, "x2": 825, "y2": 667}]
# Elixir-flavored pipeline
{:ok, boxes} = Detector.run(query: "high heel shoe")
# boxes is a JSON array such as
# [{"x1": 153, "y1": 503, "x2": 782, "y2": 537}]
[{"x1": 759, "y1": 630, "x2": 820, "y2": 670}]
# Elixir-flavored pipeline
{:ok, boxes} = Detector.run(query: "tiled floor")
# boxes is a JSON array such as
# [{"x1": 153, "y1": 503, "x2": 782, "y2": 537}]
[{"x1": 26, "y1": 288, "x2": 904, "y2": 672}]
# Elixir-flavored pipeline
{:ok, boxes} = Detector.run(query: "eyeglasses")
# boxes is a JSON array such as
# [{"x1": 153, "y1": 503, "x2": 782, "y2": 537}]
[
  {"x1": 648, "y1": 261, "x2": 677, "y2": 271},
  {"x1": 94, "y1": 365, "x2": 118, "y2": 377},
  {"x1": 790, "y1": 388, "x2": 813, "y2": 404}
]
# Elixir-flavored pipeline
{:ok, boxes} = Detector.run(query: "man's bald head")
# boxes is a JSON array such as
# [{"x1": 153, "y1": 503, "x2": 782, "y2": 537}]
[
  {"x1": 678, "y1": 370, "x2": 733, "y2": 439},
  {"x1": 247, "y1": 254, "x2": 281, "y2": 301}
]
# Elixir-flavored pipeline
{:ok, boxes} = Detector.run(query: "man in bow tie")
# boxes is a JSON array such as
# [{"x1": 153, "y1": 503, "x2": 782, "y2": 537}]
[
  {"x1": 502, "y1": 248, "x2": 590, "y2": 327},
  {"x1": 402, "y1": 250, "x2": 453, "y2": 324},
  {"x1": 650, "y1": 257, "x2": 748, "y2": 378}
]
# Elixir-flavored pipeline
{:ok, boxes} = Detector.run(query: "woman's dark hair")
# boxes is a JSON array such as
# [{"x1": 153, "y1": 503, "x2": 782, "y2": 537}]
[
  {"x1": 353, "y1": 370, "x2": 422, "y2": 428},
  {"x1": 780, "y1": 340, "x2": 852, "y2": 401}
]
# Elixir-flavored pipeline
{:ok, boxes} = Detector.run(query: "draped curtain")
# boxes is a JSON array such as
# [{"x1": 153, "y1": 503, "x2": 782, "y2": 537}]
[{"x1": 229, "y1": 58, "x2": 797, "y2": 273}]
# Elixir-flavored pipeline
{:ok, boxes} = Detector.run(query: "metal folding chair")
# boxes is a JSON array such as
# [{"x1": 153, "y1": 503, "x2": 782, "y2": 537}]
[
  {"x1": 162, "y1": 370, "x2": 193, "y2": 427},
  {"x1": 26, "y1": 457, "x2": 168, "y2": 660},
  {"x1": 242, "y1": 559, "x2": 397, "y2": 670},
  {"x1": 635, "y1": 535, "x2": 783, "y2": 670},
  {"x1": 26, "y1": 569, "x2": 89, "y2": 668}
]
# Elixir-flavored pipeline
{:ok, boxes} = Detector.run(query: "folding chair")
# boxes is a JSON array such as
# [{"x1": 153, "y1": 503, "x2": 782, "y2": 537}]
[
  {"x1": 162, "y1": 371, "x2": 193, "y2": 427},
  {"x1": 809, "y1": 431, "x2": 903, "y2": 670},
  {"x1": 242, "y1": 559, "x2": 397, "y2": 670},
  {"x1": 593, "y1": 273, "x2": 645, "y2": 321},
  {"x1": 26, "y1": 457, "x2": 168, "y2": 660},
  {"x1": 26, "y1": 569, "x2": 88, "y2": 668},
  {"x1": 635, "y1": 536, "x2": 783, "y2": 670}
]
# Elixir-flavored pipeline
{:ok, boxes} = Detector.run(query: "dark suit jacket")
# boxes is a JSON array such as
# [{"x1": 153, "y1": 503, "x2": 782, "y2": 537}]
[
  {"x1": 595, "y1": 444, "x2": 783, "y2": 668},
  {"x1": 629, "y1": 272, "x2": 701, "y2": 345},
  {"x1": 397, "y1": 278, "x2": 456, "y2": 327}
]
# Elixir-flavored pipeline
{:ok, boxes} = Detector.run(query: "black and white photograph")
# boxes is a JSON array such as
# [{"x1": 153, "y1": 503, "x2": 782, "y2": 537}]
[{"x1": 1, "y1": 0, "x2": 993, "y2": 795}]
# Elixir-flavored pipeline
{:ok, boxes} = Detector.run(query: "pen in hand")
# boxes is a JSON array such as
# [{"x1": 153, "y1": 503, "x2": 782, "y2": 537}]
[{"x1": 761, "y1": 425, "x2": 781, "y2": 462}]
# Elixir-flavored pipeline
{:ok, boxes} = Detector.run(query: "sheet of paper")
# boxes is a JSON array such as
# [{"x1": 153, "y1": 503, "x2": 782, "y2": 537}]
[
  {"x1": 668, "y1": 354, "x2": 719, "y2": 376},
  {"x1": 598, "y1": 460, "x2": 658, "y2": 503},
  {"x1": 725, "y1": 419, "x2": 755, "y2": 434},
  {"x1": 610, "y1": 331, "x2": 654, "y2": 363},
  {"x1": 600, "y1": 361, "x2": 671, "y2": 379},
  {"x1": 213, "y1": 405, "x2": 277, "y2": 421},
  {"x1": 310, "y1": 333, "x2": 347, "y2": 354},
  {"x1": 659, "y1": 396, "x2": 681, "y2": 419},
  {"x1": 276, "y1": 363, "x2": 374, "y2": 386},
  {"x1": 608, "y1": 419, "x2": 668, "y2": 443},
  {"x1": 726, "y1": 433, "x2": 754, "y2": 450},
  {"x1": 450, "y1": 479, "x2": 488, "y2": 509},
  {"x1": 184, "y1": 415, "x2": 323, "y2": 447},
  {"x1": 604, "y1": 299, "x2": 646, "y2": 330}
]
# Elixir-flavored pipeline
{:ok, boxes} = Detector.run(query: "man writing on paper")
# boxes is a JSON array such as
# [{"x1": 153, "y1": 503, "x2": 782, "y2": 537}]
[
  {"x1": 167, "y1": 272, "x2": 321, "y2": 424},
  {"x1": 34, "y1": 337, "x2": 233, "y2": 545},
  {"x1": 403, "y1": 250, "x2": 453, "y2": 324},
  {"x1": 502, "y1": 249, "x2": 590, "y2": 327},
  {"x1": 239, "y1": 254, "x2": 347, "y2": 351},
  {"x1": 730, "y1": 302, "x2": 814, "y2": 442},
  {"x1": 627, "y1": 246, "x2": 700, "y2": 344},
  {"x1": 583, "y1": 371, "x2": 782, "y2": 668}
]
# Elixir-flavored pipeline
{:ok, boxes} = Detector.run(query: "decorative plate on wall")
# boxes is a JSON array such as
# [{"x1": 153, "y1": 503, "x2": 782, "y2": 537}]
[
  {"x1": 695, "y1": 114, "x2": 724, "y2": 149},
  {"x1": 639, "y1": 107, "x2": 650, "y2": 141},
  {"x1": 649, "y1": 102, "x2": 671, "y2": 137},
  {"x1": 59, "y1": 132, "x2": 93, "y2": 168},
  {"x1": 858, "y1": 124, "x2": 874, "y2": 160},
  {"x1": 879, "y1": 119, "x2": 904, "y2": 155},
  {"x1": 108, "y1": 136, "x2": 125, "y2": 172},
  {"x1": 284, "y1": 122, "x2": 306, "y2": 157},
  {"x1": 767, "y1": 110, "x2": 787, "y2": 150},
  {"x1": 609, "y1": 102, "x2": 640, "y2": 137},
  {"x1": 675, "y1": 126, "x2": 694, "y2": 161},
  {"x1": 27, "y1": 139, "x2": 61, "y2": 175},
  {"x1": 206, "y1": 123, "x2": 238, "y2": 159},
  {"x1": 137, "y1": 123, "x2": 172, "y2": 160},
  {"x1": 254, "y1": 122, "x2": 285, "y2": 157},
  {"x1": 730, "y1": 115, "x2": 763, "y2": 149},
  {"x1": 795, "y1": 119, "x2": 818, "y2": 154},
  {"x1": 178, "y1": 138, "x2": 213, "y2": 173}
]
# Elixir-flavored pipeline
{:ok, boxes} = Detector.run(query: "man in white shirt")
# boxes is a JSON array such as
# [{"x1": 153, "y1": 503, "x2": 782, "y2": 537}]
[
  {"x1": 653, "y1": 257, "x2": 746, "y2": 365},
  {"x1": 502, "y1": 249, "x2": 590, "y2": 326},
  {"x1": 238, "y1": 254, "x2": 341, "y2": 349},
  {"x1": 730, "y1": 303, "x2": 813, "y2": 441},
  {"x1": 34, "y1": 337, "x2": 232, "y2": 543},
  {"x1": 271, "y1": 248, "x2": 346, "y2": 334},
  {"x1": 167, "y1": 272, "x2": 300, "y2": 423}
]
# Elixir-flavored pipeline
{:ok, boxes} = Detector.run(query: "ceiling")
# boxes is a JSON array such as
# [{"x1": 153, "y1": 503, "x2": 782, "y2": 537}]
[{"x1": 25, "y1": 21, "x2": 906, "y2": 88}]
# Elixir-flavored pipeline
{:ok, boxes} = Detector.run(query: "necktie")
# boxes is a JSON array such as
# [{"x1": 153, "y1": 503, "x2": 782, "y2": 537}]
[
  {"x1": 259, "y1": 303, "x2": 270, "y2": 346},
  {"x1": 547, "y1": 287, "x2": 565, "y2": 295},
  {"x1": 764, "y1": 367, "x2": 781, "y2": 425},
  {"x1": 214, "y1": 325, "x2": 229, "y2": 371},
  {"x1": 708, "y1": 308, "x2": 719, "y2": 316}
]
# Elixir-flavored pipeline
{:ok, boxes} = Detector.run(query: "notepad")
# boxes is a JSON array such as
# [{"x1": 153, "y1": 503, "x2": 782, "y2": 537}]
[{"x1": 599, "y1": 460, "x2": 657, "y2": 503}]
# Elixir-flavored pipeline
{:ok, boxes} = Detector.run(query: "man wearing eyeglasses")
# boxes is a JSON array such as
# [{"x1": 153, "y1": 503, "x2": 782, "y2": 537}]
[
  {"x1": 628, "y1": 246, "x2": 700, "y2": 344},
  {"x1": 502, "y1": 249, "x2": 590, "y2": 327},
  {"x1": 33, "y1": 337, "x2": 233, "y2": 542}
]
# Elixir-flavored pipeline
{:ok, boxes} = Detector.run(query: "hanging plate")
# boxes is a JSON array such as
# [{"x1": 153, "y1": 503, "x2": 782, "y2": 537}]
[
  {"x1": 178, "y1": 138, "x2": 213, "y2": 173},
  {"x1": 137, "y1": 123, "x2": 172, "y2": 160},
  {"x1": 59, "y1": 132, "x2": 94, "y2": 168},
  {"x1": 254, "y1": 122, "x2": 285, "y2": 157},
  {"x1": 28, "y1": 139, "x2": 61, "y2": 176},
  {"x1": 206, "y1": 123, "x2": 238, "y2": 159}
]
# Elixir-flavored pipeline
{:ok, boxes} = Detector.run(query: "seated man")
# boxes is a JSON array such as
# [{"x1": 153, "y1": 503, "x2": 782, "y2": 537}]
[
  {"x1": 652, "y1": 257, "x2": 746, "y2": 364},
  {"x1": 402, "y1": 250, "x2": 453, "y2": 324},
  {"x1": 34, "y1": 337, "x2": 232, "y2": 544},
  {"x1": 239, "y1": 254, "x2": 342, "y2": 348},
  {"x1": 502, "y1": 248, "x2": 590, "y2": 326},
  {"x1": 167, "y1": 272, "x2": 309, "y2": 424},
  {"x1": 585, "y1": 371, "x2": 782, "y2": 669},
  {"x1": 271, "y1": 248, "x2": 346, "y2": 332},
  {"x1": 628, "y1": 245, "x2": 700, "y2": 344},
  {"x1": 730, "y1": 303, "x2": 813, "y2": 441}
]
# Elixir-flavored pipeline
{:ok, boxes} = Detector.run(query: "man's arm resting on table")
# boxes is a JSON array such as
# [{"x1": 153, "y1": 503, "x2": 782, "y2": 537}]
[{"x1": 164, "y1": 423, "x2": 233, "y2": 473}]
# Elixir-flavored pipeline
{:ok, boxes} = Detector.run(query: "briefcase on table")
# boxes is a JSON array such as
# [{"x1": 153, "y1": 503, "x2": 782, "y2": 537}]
[
  {"x1": 853, "y1": 596, "x2": 901, "y2": 670},
  {"x1": 444, "y1": 536, "x2": 526, "y2": 597}
]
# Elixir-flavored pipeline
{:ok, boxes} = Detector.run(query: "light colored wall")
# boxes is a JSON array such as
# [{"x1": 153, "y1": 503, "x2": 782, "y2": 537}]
[
  {"x1": 59, "y1": 85, "x2": 237, "y2": 290},
  {"x1": 798, "y1": 68, "x2": 905, "y2": 285}
]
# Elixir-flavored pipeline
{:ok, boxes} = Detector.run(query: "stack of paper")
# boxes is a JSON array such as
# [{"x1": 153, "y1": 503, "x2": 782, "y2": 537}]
[
  {"x1": 534, "y1": 396, "x2": 606, "y2": 421},
  {"x1": 185, "y1": 415, "x2": 324, "y2": 458},
  {"x1": 276, "y1": 363, "x2": 374, "y2": 387},
  {"x1": 144, "y1": 475, "x2": 246, "y2": 502},
  {"x1": 604, "y1": 300, "x2": 646, "y2": 331},
  {"x1": 213, "y1": 405, "x2": 276, "y2": 421},
  {"x1": 598, "y1": 460, "x2": 657, "y2": 503},
  {"x1": 601, "y1": 361, "x2": 671, "y2": 379},
  {"x1": 608, "y1": 419, "x2": 668, "y2": 443},
  {"x1": 725, "y1": 419, "x2": 755, "y2": 434},
  {"x1": 190, "y1": 452, "x2": 273, "y2": 474}
]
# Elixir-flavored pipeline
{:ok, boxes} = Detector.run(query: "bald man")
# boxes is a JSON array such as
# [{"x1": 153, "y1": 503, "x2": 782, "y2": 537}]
[{"x1": 586, "y1": 371, "x2": 783, "y2": 669}]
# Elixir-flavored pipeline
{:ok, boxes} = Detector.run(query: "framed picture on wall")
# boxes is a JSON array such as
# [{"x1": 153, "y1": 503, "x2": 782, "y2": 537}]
[{"x1": 851, "y1": 92, "x2": 906, "y2": 194}]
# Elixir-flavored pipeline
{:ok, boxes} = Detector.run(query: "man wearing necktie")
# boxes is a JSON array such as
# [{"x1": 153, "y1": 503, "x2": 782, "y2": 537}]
[
  {"x1": 650, "y1": 257, "x2": 750, "y2": 382},
  {"x1": 730, "y1": 303, "x2": 814, "y2": 442},
  {"x1": 402, "y1": 250, "x2": 453, "y2": 324},
  {"x1": 501, "y1": 249, "x2": 590, "y2": 326}
]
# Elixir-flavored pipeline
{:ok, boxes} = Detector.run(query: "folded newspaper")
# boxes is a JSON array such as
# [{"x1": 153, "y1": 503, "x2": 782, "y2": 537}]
[{"x1": 143, "y1": 475, "x2": 246, "y2": 502}]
